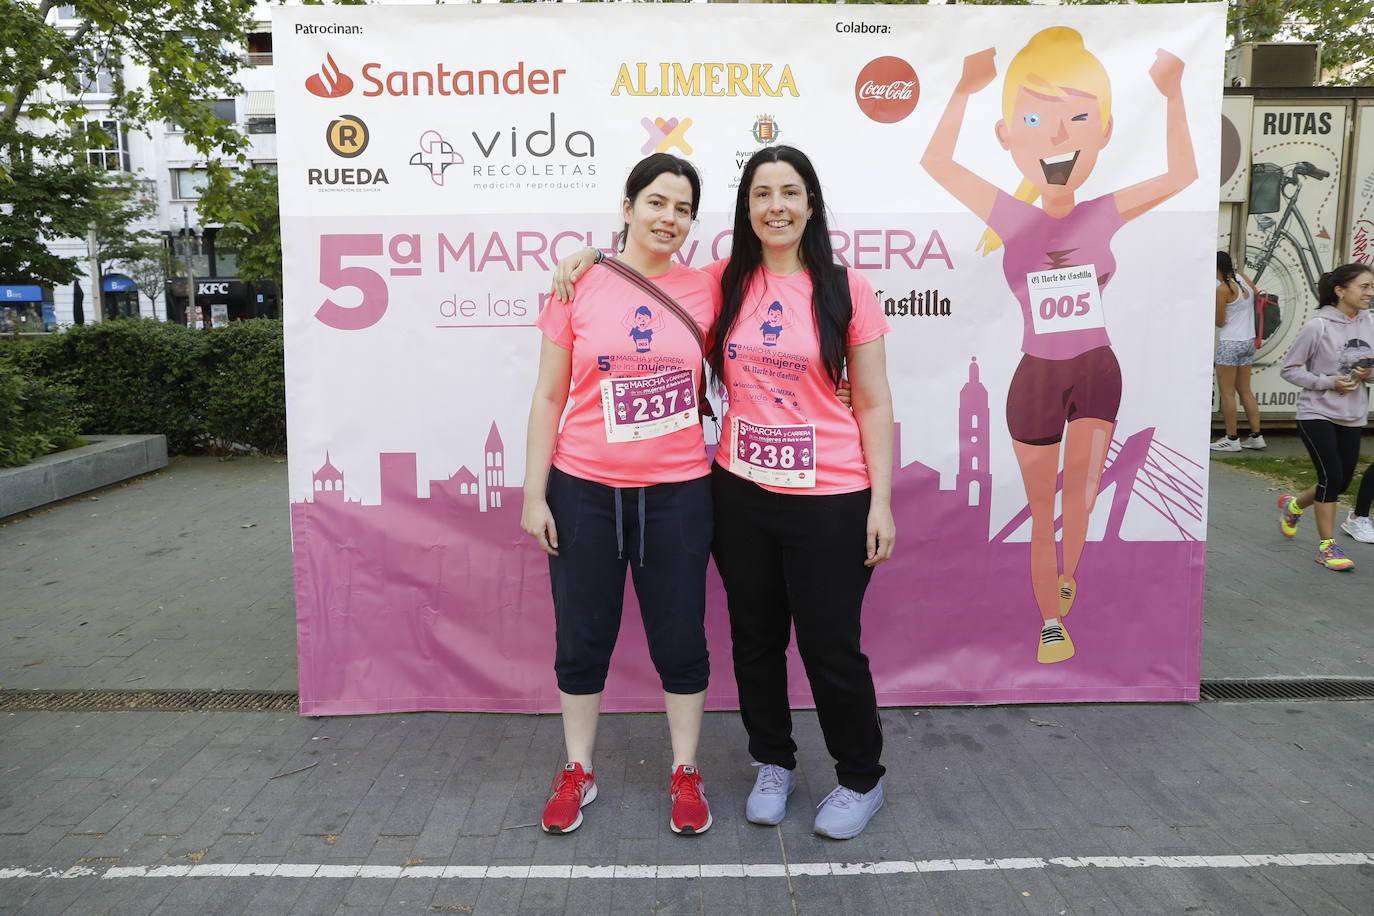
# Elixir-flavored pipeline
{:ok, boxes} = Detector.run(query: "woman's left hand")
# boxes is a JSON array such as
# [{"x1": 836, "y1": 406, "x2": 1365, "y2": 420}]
[
  {"x1": 865, "y1": 504, "x2": 896, "y2": 567},
  {"x1": 835, "y1": 379, "x2": 852, "y2": 409}
]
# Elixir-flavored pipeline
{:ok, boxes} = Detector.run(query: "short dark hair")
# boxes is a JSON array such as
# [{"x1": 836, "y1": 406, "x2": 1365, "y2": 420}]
[
  {"x1": 1318, "y1": 262, "x2": 1374, "y2": 307},
  {"x1": 619, "y1": 153, "x2": 701, "y2": 252}
]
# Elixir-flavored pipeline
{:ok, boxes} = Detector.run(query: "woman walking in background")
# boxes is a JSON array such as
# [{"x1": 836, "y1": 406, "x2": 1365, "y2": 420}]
[
  {"x1": 1277, "y1": 263, "x2": 1374, "y2": 571},
  {"x1": 1211, "y1": 251, "x2": 1266, "y2": 452}
]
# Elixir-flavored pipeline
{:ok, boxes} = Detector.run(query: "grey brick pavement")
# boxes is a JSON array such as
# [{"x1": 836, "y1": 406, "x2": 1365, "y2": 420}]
[{"x1": 1, "y1": 443, "x2": 1373, "y2": 912}]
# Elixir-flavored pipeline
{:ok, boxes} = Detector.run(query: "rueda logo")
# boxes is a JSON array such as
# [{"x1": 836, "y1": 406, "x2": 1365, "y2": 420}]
[
  {"x1": 411, "y1": 130, "x2": 464, "y2": 186},
  {"x1": 326, "y1": 115, "x2": 369, "y2": 158},
  {"x1": 641, "y1": 117, "x2": 693, "y2": 155},
  {"x1": 854, "y1": 56, "x2": 918, "y2": 123},
  {"x1": 306, "y1": 54, "x2": 353, "y2": 99}
]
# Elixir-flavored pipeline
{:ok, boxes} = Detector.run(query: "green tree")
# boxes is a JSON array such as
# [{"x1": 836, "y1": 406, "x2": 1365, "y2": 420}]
[
  {"x1": 123, "y1": 243, "x2": 176, "y2": 320},
  {"x1": 1058, "y1": 0, "x2": 1374, "y2": 85},
  {"x1": 0, "y1": 0, "x2": 256, "y2": 286},
  {"x1": 197, "y1": 165, "x2": 281, "y2": 288}
]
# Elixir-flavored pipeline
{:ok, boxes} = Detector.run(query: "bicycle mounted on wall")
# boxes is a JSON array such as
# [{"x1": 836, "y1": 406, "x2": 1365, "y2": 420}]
[{"x1": 1246, "y1": 159, "x2": 1330, "y2": 364}]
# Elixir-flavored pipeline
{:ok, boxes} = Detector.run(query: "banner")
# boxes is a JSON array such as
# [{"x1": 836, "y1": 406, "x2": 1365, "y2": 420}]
[
  {"x1": 276, "y1": 4, "x2": 1224, "y2": 715},
  {"x1": 1348, "y1": 102, "x2": 1374, "y2": 267},
  {"x1": 1241, "y1": 102, "x2": 1348, "y2": 410}
]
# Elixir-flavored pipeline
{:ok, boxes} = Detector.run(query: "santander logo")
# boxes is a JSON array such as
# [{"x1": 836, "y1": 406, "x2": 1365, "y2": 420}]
[
  {"x1": 854, "y1": 56, "x2": 919, "y2": 123},
  {"x1": 306, "y1": 54, "x2": 354, "y2": 99}
]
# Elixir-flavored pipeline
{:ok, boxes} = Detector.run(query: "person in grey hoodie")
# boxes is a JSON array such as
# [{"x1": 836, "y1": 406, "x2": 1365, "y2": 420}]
[{"x1": 1277, "y1": 262, "x2": 1374, "y2": 571}]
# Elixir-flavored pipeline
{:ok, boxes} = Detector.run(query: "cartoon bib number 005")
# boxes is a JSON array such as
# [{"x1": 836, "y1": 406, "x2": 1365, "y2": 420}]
[
  {"x1": 600, "y1": 369, "x2": 698, "y2": 443},
  {"x1": 730, "y1": 418, "x2": 816, "y2": 488},
  {"x1": 1026, "y1": 265, "x2": 1105, "y2": 335}
]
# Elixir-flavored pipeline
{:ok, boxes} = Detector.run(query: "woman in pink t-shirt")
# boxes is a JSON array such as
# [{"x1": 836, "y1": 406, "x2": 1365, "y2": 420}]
[
  {"x1": 521, "y1": 154, "x2": 718, "y2": 837},
  {"x1": 706, "y1": 146, "x2": 895, "y2": 840},
  {"x1": 551, "y1": 147, "x2": 895, "y2": 839}
]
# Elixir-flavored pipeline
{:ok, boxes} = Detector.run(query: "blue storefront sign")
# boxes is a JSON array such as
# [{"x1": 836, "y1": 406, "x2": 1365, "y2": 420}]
[
  {"x1": 102, "y1": 274, "x2": 136, "y2": 293},
  {"x1": 2, "y1": 284, "x2": 50, "y2": 302},
  {"x1": 1, "y1": 284, "x2": 55, "y2": 332}
]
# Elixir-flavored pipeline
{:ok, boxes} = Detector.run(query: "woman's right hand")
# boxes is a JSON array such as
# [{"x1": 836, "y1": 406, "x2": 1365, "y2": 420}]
[
  {"x1": 521, "y1": 497, "x2": 560, "y2": 555},
  {"x1": 551, "y1": 248, "x2": 598, "y2": 303},
  {"x1": 956, "y1": 48, "x2": 997, "y2": 95},
  {"x1": 1334, "y1": 375, "x2": 1361, "y2": 393}
]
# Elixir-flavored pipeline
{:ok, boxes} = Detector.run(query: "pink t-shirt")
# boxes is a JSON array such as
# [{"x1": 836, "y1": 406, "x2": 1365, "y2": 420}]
[
  {"x1": 711, "y1": 264, "x2": 889, "y2": 494},
  {"x1": 986, "y1": 190, "x2": 1123, "y2": 360},
  {"x1": 536, "y1": 262, "x2": 719, "y2": 488}
]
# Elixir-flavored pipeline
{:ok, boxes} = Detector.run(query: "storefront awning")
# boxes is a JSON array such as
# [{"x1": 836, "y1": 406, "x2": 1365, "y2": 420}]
[{"x1": 1, "y1": 284, "x2": 52, "y2": 302}]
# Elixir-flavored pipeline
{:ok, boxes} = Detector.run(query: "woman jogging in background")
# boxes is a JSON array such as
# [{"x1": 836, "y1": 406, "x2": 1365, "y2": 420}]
[
  {"x1": 1211, "y1": 251, "x2": 1266, "y2": 452},
  {"x1": 521, "y1": 153, "x2": 716, "y2": 836},
  {"x1": 1277, "y1": 262, "x2": 1374, "y2": 571}
]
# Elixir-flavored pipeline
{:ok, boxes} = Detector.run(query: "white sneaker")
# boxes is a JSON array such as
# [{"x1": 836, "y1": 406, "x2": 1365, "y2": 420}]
[
  {"x1": 745, "y1": 763, "x2": 796, "y2": 825},
  {"x1": 1241, "y1": 434, "x2": 1267, "y2": 450},
  {"x1": 1340, "y1": 513, "x2": 1374, "y2": 544},
  {"x1": 1210, "y1": 437, "x2": 1242, "y2": 452}
]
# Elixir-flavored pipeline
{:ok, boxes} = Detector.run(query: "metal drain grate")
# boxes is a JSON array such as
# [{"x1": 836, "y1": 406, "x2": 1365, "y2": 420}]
[
  {"x1": 0, "y1": 689, "x2": 299, "y2": 713},
  {"x1": 1200, "y1": 679, "x2": 1374, "y2": 702}
]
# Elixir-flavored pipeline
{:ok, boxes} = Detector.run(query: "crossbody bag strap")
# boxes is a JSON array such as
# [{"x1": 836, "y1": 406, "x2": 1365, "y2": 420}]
[
  {"x1": 599, "y1": 256, "x2": 706, "y2": 352},
  {"x1": 599, "y1": 254, "x2": 715, "y2": 418}
]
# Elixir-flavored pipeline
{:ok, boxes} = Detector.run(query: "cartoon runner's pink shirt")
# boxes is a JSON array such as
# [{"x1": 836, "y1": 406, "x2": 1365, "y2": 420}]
[
  {"x1": 708, "y1": 261, "x2": 889, "y2": 495},
  {"x1": 987, "y1": 190, "x2": 1125, "y2": 361},
  {"x1": 536, "y1": 262, "x2": 720, "y2": 488}
]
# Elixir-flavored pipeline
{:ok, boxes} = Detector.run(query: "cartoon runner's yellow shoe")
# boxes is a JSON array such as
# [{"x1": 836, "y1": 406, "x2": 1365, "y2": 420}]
[
  {"x1": 1058, "y1": 576, "x2": 1076, "y2": 618},
  {"x1": 1037, "y1": 620, "x2": 1075, "y2": 664}
]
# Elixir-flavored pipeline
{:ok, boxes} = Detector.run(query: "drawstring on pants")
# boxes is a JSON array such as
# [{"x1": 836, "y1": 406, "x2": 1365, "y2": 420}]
[{"x1": 612, "y1": 486, "x2": 648, "y2": 567}]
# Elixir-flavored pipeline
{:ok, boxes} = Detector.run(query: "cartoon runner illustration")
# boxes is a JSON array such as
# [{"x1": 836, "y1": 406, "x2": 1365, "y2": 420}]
[
  {"x1": 754, "y1": 300, "x2": 794, "y2": 347},
  {"x1": 921, "y1": 27, "x2": 1196, "y2": 663},
  {"x1": 624, "y1": 305, "x2": 665, "y2": 353}
]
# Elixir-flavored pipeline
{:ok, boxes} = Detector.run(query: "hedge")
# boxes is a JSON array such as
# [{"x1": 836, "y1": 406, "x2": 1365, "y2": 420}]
[
  {"x1": 3, "y1": 318, "x2": 286, "y2": 456},
  {"x1": 0, "y1": 360, "x2": 87, "y2": 468}
]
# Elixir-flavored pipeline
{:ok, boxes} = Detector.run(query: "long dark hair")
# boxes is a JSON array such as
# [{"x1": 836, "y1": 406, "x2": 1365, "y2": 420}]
[
  {"x1": 1216, "y1": 250, "x2": 1236, "y2": 283},
  {"x1": 708, "y1": 146, "x2": 850, "y2": 387},
  {"x1": 619, "y1": 153, "x2": 701, "y2": 252},
  {"x1": 1318, "y1": 262, "x2": 1374, "y2": 307}
]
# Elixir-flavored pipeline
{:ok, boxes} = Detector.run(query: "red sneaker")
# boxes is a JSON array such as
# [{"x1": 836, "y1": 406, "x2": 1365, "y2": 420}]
[
  {"x1": 669, "y1": 764, "x2": 712, "y2": 835},
  {"x1": 541, "y1": 762, "x2": 596, "y2": 834}
]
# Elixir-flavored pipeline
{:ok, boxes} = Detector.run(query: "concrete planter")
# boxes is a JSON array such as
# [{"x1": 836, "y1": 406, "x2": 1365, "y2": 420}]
[{"x1": 0, "y1": 435, "x2": 168, "y2": 519}]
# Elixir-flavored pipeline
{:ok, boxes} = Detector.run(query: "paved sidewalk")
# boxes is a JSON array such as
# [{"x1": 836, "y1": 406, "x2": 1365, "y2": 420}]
[{"x1": 0, "y1": 441, "x2": 1371, "y2": 913}]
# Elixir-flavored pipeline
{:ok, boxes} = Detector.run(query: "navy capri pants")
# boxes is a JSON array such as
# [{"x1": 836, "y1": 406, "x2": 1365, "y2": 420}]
[{"x1": 545, "y1": 466, "x2": 712, "y2": 695}]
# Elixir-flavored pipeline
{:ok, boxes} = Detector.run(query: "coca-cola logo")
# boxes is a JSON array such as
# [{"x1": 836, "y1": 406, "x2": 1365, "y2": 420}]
[
  {"x1": 306, "y1": 54, "x2": 354, "y2": 99},
  {"x1": 854, "y1": 56, "x2": 919, "y2": 123}
]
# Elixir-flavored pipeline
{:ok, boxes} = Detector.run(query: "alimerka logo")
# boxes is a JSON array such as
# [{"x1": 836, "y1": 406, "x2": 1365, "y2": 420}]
[
  {"x1": 306, "y1": 54, "x2": 354, "y2": 99},
  {"x1": 613, "y1": 63, "x2": 798, "y2": 98}
]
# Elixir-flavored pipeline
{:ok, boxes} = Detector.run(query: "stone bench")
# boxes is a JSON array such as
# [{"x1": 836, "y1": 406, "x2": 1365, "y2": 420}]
[{"x1": 0, "y1": 435, "x2": 169, "y2": 519}]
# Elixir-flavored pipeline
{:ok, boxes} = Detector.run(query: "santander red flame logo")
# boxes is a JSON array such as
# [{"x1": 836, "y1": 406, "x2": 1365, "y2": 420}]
[{"x1": 305, "y1": 54, "x2": 354, "y2": 99}]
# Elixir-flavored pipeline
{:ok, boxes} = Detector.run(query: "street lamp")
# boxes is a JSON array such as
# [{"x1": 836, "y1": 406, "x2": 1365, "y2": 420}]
[{"x1": 178, "y1": 205, "x2": 198, "y2": 328}]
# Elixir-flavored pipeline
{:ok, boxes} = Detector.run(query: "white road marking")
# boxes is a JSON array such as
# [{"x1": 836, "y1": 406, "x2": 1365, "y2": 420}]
[{"x1": 0, "y1": 854, "x2": 1369, "y2": 881}]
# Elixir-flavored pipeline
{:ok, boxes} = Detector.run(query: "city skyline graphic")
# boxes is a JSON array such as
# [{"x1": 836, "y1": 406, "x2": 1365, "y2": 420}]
[{"x1": 291, "y1": 357, "x2": 1204, "y2": 715}]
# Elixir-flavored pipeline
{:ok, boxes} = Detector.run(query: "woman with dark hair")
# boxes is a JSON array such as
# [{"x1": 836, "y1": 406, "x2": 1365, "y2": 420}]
[
  {"x1": 707, "y1": 145, "x2": 894, "y2": 840},
  {"x1": 1212, "y1": 251, "x2": 1265, "y2": 451},
  {"x1": 1277, "y1": 262, "x2": 1374, "y2": 570},
  {"x1": 551, "y1": 145, "x2": 895, "y2": 840},
  {"x1": 521, "y1": 153, "x2": 717, "y2": 836}
]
